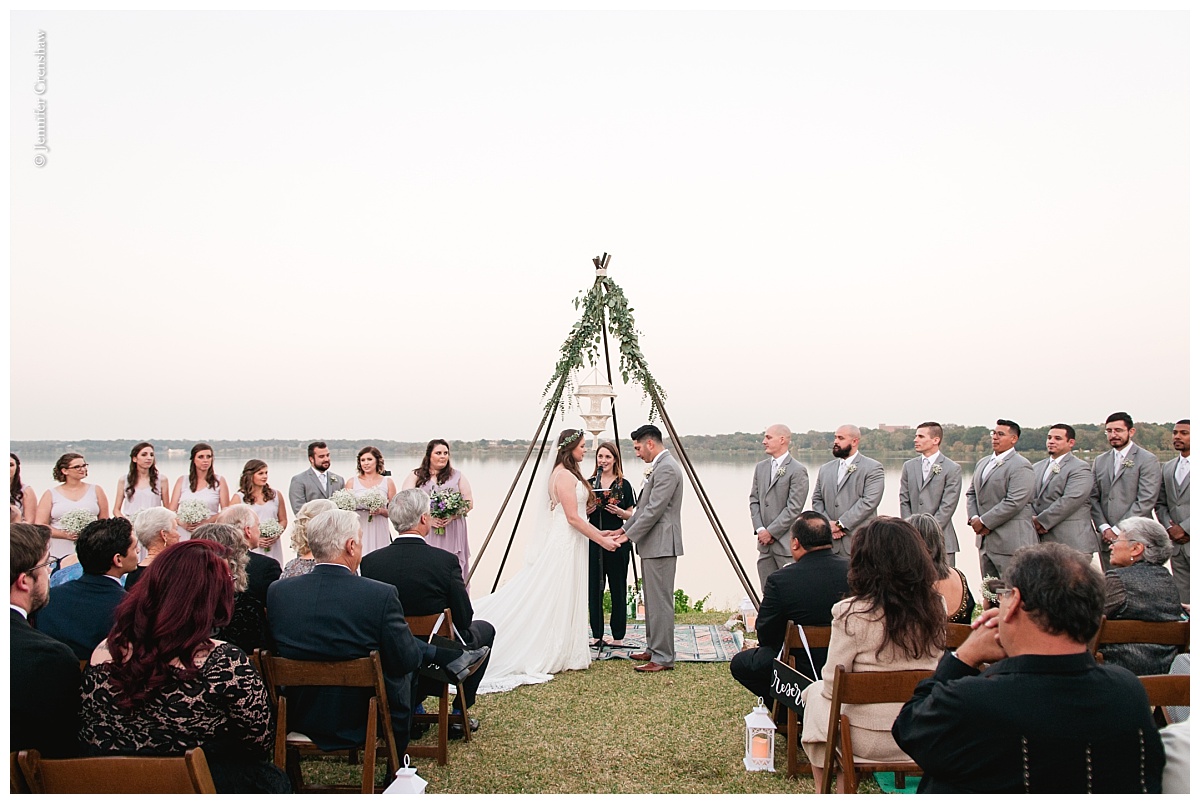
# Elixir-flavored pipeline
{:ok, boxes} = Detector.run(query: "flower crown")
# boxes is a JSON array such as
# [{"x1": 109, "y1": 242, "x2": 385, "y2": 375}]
[{"x1": 558, "y1": 430, "x2": 584, "y2": 449}]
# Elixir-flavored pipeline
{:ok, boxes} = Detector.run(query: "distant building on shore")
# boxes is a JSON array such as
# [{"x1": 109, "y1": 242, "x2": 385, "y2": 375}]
[{"x1": 877, "y1": 423, "x2": 911, "y2": 433}]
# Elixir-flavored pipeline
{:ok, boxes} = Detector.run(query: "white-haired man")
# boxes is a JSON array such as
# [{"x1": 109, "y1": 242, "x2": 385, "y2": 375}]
[{"x1": 215, "y1": 504, "x2": 281, "y2": 606}]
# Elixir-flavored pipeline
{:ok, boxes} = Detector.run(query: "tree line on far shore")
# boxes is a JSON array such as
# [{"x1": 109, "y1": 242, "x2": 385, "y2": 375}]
[{"x1": 10, "y1": 420, "x2": 1182, "y2": 460}]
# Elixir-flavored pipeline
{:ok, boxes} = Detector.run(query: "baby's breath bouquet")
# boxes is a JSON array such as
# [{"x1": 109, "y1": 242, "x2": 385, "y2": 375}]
[
  {"x1": 58, "y1": 509, "x2": 97, "y2": 536},
  {"x1": 258, "y1": 519, "x2": 284, "y2": 544},
  {"x1": 356, "y1": 489, "x2": 388, "y2": 522},
  {"x1": 331, "y1": 489, "x2": 358, "y2": 512},
  {"x1": 177, "y1": 500, "x2": 211, "y2": 527},
  {"x1": 429, "y1": 489, "x2": 470, "y2": 535}
]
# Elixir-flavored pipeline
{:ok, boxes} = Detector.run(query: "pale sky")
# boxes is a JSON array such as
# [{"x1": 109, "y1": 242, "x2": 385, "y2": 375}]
[{"x1": 9, "y1": 8, "x2": 1191, "y2": 442}]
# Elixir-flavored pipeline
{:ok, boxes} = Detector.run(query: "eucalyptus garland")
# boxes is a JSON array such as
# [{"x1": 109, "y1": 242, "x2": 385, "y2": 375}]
[{"x1": 541, "y1": 276, "x2": 667, "y2": 420}]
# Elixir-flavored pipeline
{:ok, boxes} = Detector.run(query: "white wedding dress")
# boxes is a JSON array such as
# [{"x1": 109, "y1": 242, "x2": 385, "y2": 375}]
[{"x1": 473, "y1": 475, "x2": 591, "y2": 693}]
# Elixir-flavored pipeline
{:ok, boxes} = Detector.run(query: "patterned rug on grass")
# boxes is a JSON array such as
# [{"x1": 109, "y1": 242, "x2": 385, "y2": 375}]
[{"x1": 591, "y1": 624, "x2": 743, "y2": 662}]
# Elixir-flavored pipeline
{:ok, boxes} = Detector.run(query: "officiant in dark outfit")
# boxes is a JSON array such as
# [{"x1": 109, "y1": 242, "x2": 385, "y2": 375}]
[{"x1": 587, "y1": 442, "x2": 636, "y2": 648}]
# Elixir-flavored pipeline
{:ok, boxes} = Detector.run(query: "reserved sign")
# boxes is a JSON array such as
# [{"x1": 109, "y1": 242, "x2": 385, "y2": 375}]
[{"x1": 771, "y1": 659, "x2": 814, "y2": 714}]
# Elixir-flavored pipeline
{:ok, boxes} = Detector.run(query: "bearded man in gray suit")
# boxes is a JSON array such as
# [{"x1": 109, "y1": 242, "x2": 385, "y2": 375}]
[
  {"x1": 614, "y1": 424, "x2": 683, "y2": 673},
  {"x1": 811, "y1": 425, "x2": 885, "y2": 556},
  {"x1": 1090, "y1": 412, "x2": 1163, "y2": 571},
  {"x1": 749, "y1": 424, "x2": 809, "y2": 591},
  {"x1": 1155, "y1": 419, "x2": 1190, "y2": 603},
  {"x1": 289, "y1": 441, "x2": 346, "y2": 515},
  {"x1": 899, "y1": 422, "x2": 962, "y2": 566},
  {"x1": 1030, "y1": 424, "x2": 1096, "y2": 560},
  {"x1": 966, "y1": 419, "x2": 1036, "y2": 578}
]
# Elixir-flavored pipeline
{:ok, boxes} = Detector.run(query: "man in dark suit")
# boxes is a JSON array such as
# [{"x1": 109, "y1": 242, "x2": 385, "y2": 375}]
[
  {"x1": 10, "y1": 523, "x2": 82, "y2": 757},
  {"x1": 268, "y1": 509, "x2": 487, "y2": 759},
  {"x1": 893, "y1": 542, "x2": 1164, "y2": 793},
  {"x1": 361, "y1": 489, "x2": 496, "y2": 737},
  {"x1": 216, "y1": 504, "x2": 282, "y2": 606},
  {"x1": 729, "y1": 511, "x2": 850, "y2": 711},
  {"x1": 36, "y1": 517, "x2": 138, "y2": 660}
]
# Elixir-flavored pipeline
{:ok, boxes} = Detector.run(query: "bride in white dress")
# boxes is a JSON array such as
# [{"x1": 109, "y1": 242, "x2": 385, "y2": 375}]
[{"x1": 474, "y1": 429, "x2": 624, "y2": 694}]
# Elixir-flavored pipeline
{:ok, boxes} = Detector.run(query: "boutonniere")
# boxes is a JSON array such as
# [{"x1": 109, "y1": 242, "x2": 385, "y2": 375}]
[
  {"x1": 994, "y1": 458, "x2": 1005, "y2": 468},
  {"x1": 774, "y1": 466, "x2": 786, "y2": 480},
  {"x1": 1051, "y1": 464, "x2": 1061, "y2": 475},
  {"x1": 931, "y1": 464, "x2": 942, "y2": 476},
  {"x1": 1122, "y1": 459, "x2": 1135, "y2": 469},
  {"x1": 846, "y1": 463, "x2": 858, "y2": 475},
  {"x1": 643, "y1": 465, "x2": 654, "y2": 478}
]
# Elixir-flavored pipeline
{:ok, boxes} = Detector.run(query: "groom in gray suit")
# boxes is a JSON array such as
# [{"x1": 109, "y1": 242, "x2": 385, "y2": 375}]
[
  {"x1": 1030, "y1": 424, "x2": 1096, "y2": 560},
  {"x1": 1090, "y1": 412, "x2": 1163, "y2": 571},
  {"x1": 898, "y1": 422, "x2": 962, "y2": 566},
  {"x1": 615, "y1": 424, "x2": 683, "y2": 673},
  {"x1": 749, "y1": 424, "x2": 809, "y2": 591},
  {"x1": 965, "y1": 419, "x2": 1036, "y2": 577},
  {"x1": 1155, "y1": 419, "x2": 1189, "y2": 603},
  {"x1": 288, "y1": 441, "x2": 346, "y2": 515},
  {"x1": 811, "y1": 425, "x2": 885, "y2": 556}
]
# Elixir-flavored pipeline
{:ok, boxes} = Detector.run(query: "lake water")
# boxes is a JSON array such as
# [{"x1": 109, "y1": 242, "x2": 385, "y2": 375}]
[{"x1": 16, "y1": 449, "x2": 993, "y2": 610}]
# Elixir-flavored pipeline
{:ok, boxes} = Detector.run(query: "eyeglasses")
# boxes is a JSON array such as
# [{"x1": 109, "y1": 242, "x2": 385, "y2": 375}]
[
  {"x1": 984, "y1": 578, "x2": 1014, "y2": 599},
  {"x1": 67, "y1": 463, "x2": 88, "y2": 471},
  {"x1": 25, "y1": 556, "x2": 62, "y2": 576}
]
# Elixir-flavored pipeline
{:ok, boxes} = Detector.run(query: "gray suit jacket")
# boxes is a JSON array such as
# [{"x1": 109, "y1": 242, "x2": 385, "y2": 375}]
[
  {"x1": 965, "y1": 451, "x2": 1036, "y2": 556},
  {"x1": 624, "y1": 452, "x2": 684, "y2": 560},
  {"x1": 288, "y1": 467, "x2": 346, "y2": 515},
  {"x1": 1090, "y1": 444, "x2": 1163, "y2": 534},
  {"x1": 898, "y1": 454, "x2": 961, "y2": 553},
  {"x1": 811, "y1": 453, "x2": 885, "y2": 533},
  {"x1": 749, "y1": 454, "x2": 809, "y2": 544},
  {"x1": 1155, "y1": 456, "x2": 1190, "y2": 536},
  {"x1": 1030, "y1": 453, "x2": 1095, "y2": 553}
]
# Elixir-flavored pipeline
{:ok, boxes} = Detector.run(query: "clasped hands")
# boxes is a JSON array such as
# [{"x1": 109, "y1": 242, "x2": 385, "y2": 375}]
[
  {"x1": 969, "y1": 516, "x2": 991, "y2": 537},
  {"x1": 598, "y1": 529, "x2": 629, "y2": 550},
  {"x1": 954, "y1": 607, "x2": 1008, "y2": 670}
]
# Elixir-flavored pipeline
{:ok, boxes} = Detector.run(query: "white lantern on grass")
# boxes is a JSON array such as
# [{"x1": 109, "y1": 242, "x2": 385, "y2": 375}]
[
  {"x1": 739, "y1": 597, "x2": 758, "y2": 632},
  {"x1": 384, "y1": 755, "x2": 427, "y2": 794},
  {"x1": 743, "y1": 697, "x2": 776, "y2": 772}
]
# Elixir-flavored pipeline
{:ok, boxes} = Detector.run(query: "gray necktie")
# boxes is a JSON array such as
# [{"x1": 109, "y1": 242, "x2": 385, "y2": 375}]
[
  {"x1": 837, "y1": 460, "x2": 848, "y2": 485},
  {"x1": 1113, "y1": 451, "x2": 1122, "y2": 480},
  {"x1": 318, "y1": 472, "x2": 328, "y2": 491},
  {"x1": 1178, "y1": 458, "x2": 1190, "y2": 486},
  {"x1": 982, "y1": 455, "x2": 999, "y2": 482},
  {"x1": 921, "y1": 458, "x2": 931, "y2": 482},
  {"x1": 1041, "y1": 461, "x2": 1054, "y2": 487}
]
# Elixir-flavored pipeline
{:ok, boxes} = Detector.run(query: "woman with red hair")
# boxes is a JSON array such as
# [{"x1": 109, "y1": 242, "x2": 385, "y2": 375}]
[{"x1": 79, "y1": 540, "x2": 288, "y2": 793}]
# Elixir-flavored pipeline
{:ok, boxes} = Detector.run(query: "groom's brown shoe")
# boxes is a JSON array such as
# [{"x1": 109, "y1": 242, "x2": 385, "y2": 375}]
[
  {"x1": 629, "y1": 650, "x2": 651, "y2": 661},
  {"x1": 634, "y1": 662, "x2": 674, "y2": 673}
]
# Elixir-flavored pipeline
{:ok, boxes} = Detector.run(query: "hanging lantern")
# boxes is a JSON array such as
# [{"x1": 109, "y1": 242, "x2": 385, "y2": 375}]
[
  {"x1": 743, "y1": 698, "x2": 776, "y2": 772},
  {"x1": 739, "y1": 597, "x2": 759, "y2": 632},
  {"x1": 574, "y1": 368, "x2": 617, "y2": 449},
  {"x1": 384, "y1": 754, "x2": 428, "y2": 794}
]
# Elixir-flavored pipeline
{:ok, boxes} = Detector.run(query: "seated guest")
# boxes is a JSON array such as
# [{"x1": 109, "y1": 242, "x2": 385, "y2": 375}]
[
  {"x1": 893, "y1": 542, "x2": 1164, "y2": 793},
  {"x1": 361, "y1": 488, "x2": 496, "y2": 738},
  {"x1": 192, "y1": 523, "x2": 271, "y2": 654},
  {"x1": 1100, "y1": 516, "x2": 1185, "y2": 675},
  {"x1": 215, "y1": 504, "x2": 281, "y2": 607},
  {"x1": 36, "y1": 518, "x2": 138, "y2": 660},
  {"x1": 1159, "y1": 719, "x2": 1189, "y2": 795},
  {"x1": 124, "y1": 506, "x2": 180, "y2": 591},
  {"x1": 268, "y1": 509, "x2": 488, "y2": 760},
  {"x1": 801, "y1": 518, "x2": 944, "y2": 793},
  {"x1": 79, "y1": 540, "x2": 289, "y2": 793},
  {"x1": 11, "y1": 523, "x2": 81, "y2": 757},
  {"x1": 729, "y1": 511, "x2": 850, "y2": 711},
  {"x1": 282, "y1": 499, "x2": 336, "y2": 579},
  {"x1": 908, "y1": 513, "x2": 976, "y2": 624}
]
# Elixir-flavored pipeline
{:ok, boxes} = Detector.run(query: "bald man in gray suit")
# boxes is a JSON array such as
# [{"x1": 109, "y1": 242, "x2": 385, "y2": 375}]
[
  {"x1": 899, "y1": 422, "x2": 962, "y2": 566},
  {"x1": 1155, "y1": 419, "x2": 1190, "y2": 603},
  {"x1": 966, "y1": 419, "x2": 1036, "y2": 577},
  {"x1": 811, "y1": 425, "x2": 885, "y2": 556},
  {"x1": 1090, "y1": 412, "x2": 1163, "y2": 571},
  {"x1": 1030, "y1": 424, "x2": 1096, "y2": 560},
  {"x1": 749, "y1": 424, "x2": 809, "y2": 591}
]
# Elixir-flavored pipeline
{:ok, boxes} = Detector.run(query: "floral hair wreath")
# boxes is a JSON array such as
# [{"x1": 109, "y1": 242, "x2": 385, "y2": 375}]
[{"x1": 558, "y1": 430, "x2": 584, "y2": 449}]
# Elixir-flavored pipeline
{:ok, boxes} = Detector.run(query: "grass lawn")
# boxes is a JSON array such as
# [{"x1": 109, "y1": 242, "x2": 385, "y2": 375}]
[{"x1": 301, "y1": 611, "x2": 883, "y2": 794}]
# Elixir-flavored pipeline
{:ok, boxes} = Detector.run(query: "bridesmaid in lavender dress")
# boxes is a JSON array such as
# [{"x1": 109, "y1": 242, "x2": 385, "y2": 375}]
[
  {"x1": 346, "y1": 446, "x2": 396, "y2": 556},
  {"x1": 401, "y1": 439, "x2": 475, "y2": 586},
  {"x1": 10, "y1": 453, "x2": 37, "y2": 524},
  {"x1": 230, "y1": 459, "x2": 288, "y2": 565},
  {"x1": 36, "y1": 452, "x2": 110, "y2": 561},
  {"x1": 113, "y1": 442, "x2": 170, "y2": 522},
  {"x1": 169, "y1": 443, "x2": 230, "y2": 539}
]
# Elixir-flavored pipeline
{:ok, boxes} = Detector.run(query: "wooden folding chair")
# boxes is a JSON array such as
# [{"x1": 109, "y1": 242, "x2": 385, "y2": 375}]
[
  {"x1": 260, "y1": 650, "x2": 399, "y2": 794},
  {"x1": 405, "y1": 608, "x2": 472, "y2": 766},
  {"x1": 11, "y1": 753, "x2": 29, "y2": 794},
  {"x1": 776, "y1": 621, "x2": 832, "y2": 780},
  {"x1": 1095, "y1": 618, "x2": 1191, "y2": 664},
  {"x1": 820, "y1": 665, "x2": 933, "y2": 794},
  {"x1": 1138, "y1": 674, "x2": 1190, "y2": 725},
  {"x1": 944, "y1": 623, "x2": 972, "y2": 650},
  {"x1": 15, "y1": 747, "x2": 216, "y2": 794}
]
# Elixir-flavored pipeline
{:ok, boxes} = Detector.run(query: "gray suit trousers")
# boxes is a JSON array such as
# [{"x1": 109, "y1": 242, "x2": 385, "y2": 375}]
[
  {"x1": 757, "y1": 544, "x2": 793, "y2": 592},
  {"x1": 641, "y1": 556, "x2": 677, "y2": 666}
]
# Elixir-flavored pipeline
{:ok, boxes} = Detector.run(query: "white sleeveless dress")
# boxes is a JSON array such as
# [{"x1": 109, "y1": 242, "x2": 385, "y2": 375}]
[
  {"x1": 473, "y1": 478, "x2": 592, "y2": 693},
  {"x1": 176, "y1": 479, "x2": 223, "y2": 540},
  {"x1": 49, "y1": 484, "x2": 100, "y2": 560},
  {"x1": 248, "y1": 497, "x2": 284, "y2": 564}
]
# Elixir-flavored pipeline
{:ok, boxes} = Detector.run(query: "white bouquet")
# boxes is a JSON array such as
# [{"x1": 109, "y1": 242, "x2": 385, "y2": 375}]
[
  {"x1": 331, "y1": 489, "x2": 358, "y2": 512},
  {"x1": 58, "y1": 509, "x2": 97, "y2": 535},
  {"x1": 357, "y1": 489, "x2": 388, "y2": 522},
  {"x1": 259, "y1": 519, "x2": 284, "y2": 543},
  {"x1": 177, "y1": 500, "x2": 211, "y2": 527}
]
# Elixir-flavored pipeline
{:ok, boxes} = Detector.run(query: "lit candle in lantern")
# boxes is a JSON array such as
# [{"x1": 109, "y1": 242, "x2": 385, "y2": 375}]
[{"x1": 751, "y1": 734, "x2": 770, "y2": 759}]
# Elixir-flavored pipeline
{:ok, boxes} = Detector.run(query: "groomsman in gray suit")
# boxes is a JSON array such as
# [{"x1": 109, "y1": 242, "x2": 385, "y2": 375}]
[
  {"x1": 965, "y1": 419, "x2": 1036, "y2": 578},
  {"x1": 616, "y1": 424, "x2": 684, "y2": 673},
  {"x1": 898, "y1": 422, "x2": 962, "y2": 566},
  {"x1": 1030, "y1": 424, "x2": 1096, "y2": 560},
  {"x1": 288, "y1": 441, "x2": 346, "y2": 515},
  {"x1": 1155, "y1": 419, "x2": 1190, "y2": 603},
  {"x1": 749, "y1": 424, "x2": 809, "y2": 591},
  {"x1": 1090, "y1": 412, "x2": 1163, "y2": 571},
  {"x1": 811, "y1": 425, "x2": 885, "y2": 556}
]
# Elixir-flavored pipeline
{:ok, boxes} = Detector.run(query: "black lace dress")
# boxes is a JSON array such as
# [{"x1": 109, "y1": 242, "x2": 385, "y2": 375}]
[{"x1": 79, "y1": 642, "x2": 289, "y2": 793}]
